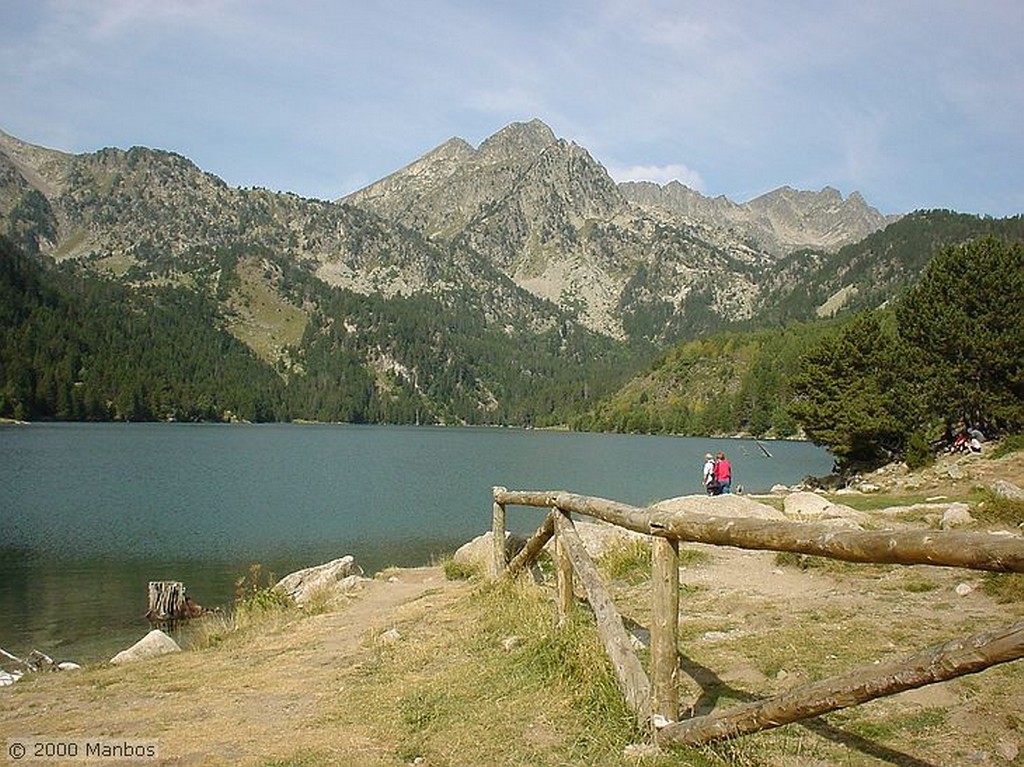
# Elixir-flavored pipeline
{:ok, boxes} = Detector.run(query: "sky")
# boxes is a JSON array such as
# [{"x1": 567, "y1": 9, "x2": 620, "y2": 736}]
[{"x1": 2, "y1": 1, "x2": 1022, "y2": 217}]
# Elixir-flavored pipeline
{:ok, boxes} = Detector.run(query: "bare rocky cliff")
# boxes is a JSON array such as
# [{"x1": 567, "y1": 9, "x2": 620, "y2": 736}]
[
  {"x1": 3, "y1": 120, "x2": 897, "y2": 342},
  {"x1": 342, "y1": 119, "x2": 895, "y2": 337}
]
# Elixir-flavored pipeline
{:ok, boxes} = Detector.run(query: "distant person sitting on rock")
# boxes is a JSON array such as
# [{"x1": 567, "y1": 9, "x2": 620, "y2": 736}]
[
  {"x1": 949, "y1": 431, "x2": 970, "y2": 454},
  {"x1": 713, "y1": 451, "x2": 732, "y2": 494}
]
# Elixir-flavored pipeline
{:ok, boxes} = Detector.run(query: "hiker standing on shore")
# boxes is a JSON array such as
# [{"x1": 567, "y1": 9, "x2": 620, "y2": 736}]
[
  {"x1": 702, "y1": 453, "x2": 717, "y2": 495},
  {"x1": 713, "y1": 451, "x2": 732, "y2": 494}
]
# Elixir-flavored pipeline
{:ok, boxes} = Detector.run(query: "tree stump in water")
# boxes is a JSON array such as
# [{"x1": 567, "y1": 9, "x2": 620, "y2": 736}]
[{"x1": 146, "y1": 581, "x2": 194, "y2": 622}]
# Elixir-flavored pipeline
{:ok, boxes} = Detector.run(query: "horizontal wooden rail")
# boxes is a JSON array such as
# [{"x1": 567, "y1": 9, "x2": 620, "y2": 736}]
[
  {"x1": 658, "y1": 618, "x2": 1024, "y2": 746},
  {"x1": 493, "y1": 489, "x2": 1024, "y2": 573}
]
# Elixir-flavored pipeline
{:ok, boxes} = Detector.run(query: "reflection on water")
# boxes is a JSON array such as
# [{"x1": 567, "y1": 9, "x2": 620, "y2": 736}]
[{"x1": 0, "y1": 423, "x2": 832, "y2": 662}]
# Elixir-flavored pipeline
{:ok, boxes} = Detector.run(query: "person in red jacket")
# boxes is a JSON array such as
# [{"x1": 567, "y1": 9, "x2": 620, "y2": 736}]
[{"x1": 713, "y1": 451, "x2": 732, "y2": 494}]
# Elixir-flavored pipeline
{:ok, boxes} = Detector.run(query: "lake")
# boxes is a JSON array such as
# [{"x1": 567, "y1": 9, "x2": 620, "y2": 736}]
[{"x1": 0, "y1": 423, "x2": 833, "y2": 663}]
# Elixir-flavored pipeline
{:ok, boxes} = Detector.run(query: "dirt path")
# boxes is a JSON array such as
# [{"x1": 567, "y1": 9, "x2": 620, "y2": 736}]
[{"x1": 0, "y1": 566, "x2": 468, "y2": 766}]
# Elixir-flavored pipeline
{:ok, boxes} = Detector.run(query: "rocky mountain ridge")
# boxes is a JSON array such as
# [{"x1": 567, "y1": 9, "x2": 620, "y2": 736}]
[
  {"x1": 2, "y1": 120, "x2": 892, "y2": 345},
  {"x1": 342, "y1": 119, "x2": 894, "y2": 336}
]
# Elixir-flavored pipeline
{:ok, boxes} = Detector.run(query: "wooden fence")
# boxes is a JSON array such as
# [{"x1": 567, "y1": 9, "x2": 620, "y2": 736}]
[{"x1": 490, "y1": 486, "x2": 1024, "y2": 747}]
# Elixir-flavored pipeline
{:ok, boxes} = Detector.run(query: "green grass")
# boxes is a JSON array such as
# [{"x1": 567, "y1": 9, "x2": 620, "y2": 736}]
[
  {"x1": 436, "y1": 554, "x2": 483, "y2": 581},
  {"x1": 972, "y1": 489, "x2": 1024, "y2": 526},
  {"x1": 988, "y1": 435, "x2": 1024, "y2": 459},
  {"x1": 598, "y1": 537, "x2": 651, "y2": 584},
  {"x1": 981, "y1": 572, "x2": 1024, "y2": 603}
]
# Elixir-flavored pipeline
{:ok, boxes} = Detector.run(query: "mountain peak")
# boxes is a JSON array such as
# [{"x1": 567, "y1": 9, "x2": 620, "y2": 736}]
[{"x1": 477, "y1": 119, "x2": 557, "y2": 160}]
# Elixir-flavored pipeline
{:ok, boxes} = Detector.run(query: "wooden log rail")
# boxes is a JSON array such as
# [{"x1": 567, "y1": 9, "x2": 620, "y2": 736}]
[
  {"x1": 494, "y1": 489, "x2": 1024, "y2": 573},
  {"x1": 491, "y1": 486, "x2": 1024, "y2": 746}
]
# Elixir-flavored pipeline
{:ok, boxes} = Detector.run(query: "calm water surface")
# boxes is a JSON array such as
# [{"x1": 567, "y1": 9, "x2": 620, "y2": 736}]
[{"x1": 0, "y1": 423, "x2": 832, "y2": 662}]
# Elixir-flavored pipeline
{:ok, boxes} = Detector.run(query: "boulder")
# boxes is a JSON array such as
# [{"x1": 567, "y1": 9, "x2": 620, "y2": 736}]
[
  {"x1": 274, "y1": 556, "x2": 365, "y2": 606},
  {"x1": 109, "y1": 629, "x2": 181, "y2": 665},
  {"x1": 651, "y1": 494, "x2": 787, "y2": 521},
  {"x1": 783, "y1": 491, "x2": 867, "y2": 524},
  {"x1": 540, "y1": 518, "x2": 652, "y2": 560},
  {"x1": 991, "y1": 479, "x2": 1024, "y2": 502},
  {"x1": 453, "y1": 531, "x2": 526, "y2": 572}
]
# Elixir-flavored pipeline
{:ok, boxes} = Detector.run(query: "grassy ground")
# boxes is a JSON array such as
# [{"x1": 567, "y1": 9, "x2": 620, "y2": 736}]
[{"x1": 1, "y1": 450, "x2": 1022, "y2": 766}]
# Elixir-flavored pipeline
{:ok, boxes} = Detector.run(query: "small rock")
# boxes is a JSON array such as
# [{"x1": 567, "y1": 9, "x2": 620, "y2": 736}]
[
  {"x1": 996, "y1": 739, "x2": 1019, "y2": 762},
  {"x1": 940, "y1": 503, "x2": 974, "y2": 529},
  {"x1": 378, "y1": 628, "x2": 402, "y2": 646},
  {"x1": 501, "y1": 635, "x2": 522, "y2": 652},
  {"x1": 56, "y1": 661, "x2": 82, "y2": 671},
  {"x1": 955, "y1": 582, "x2": 974, "y2": 596},
  {"x1": 650, "y1": 715, "x2": 672, "y2": 729},
  {"x1": 702, "y1": 630, "x2": 736, "y2": 641},
  {"x1": 624, "y1": 742, "x2": 661, "y2": 759}
]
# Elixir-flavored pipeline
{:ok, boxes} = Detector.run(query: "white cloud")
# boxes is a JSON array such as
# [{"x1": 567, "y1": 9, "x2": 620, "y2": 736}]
[{"x1": 607, "y1": 163, "x2": 705, "y2": 192}]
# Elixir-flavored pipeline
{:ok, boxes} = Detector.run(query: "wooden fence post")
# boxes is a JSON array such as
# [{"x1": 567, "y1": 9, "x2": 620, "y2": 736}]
[
  {"x1": 553, "y1": 511, "x2": 652, "y2": 724},
  {"x1": 651, "y1": 537, "x2": 680, "y2": 723},
  {"x1": 492, "y1": 486, "x2": 507, "y2": 579},
  {"x1": 555, "y1": 522, "x2": 574, "y2": 626}
]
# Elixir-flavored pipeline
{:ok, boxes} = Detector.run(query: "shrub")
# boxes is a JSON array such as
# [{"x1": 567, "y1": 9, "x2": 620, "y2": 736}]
[
  {"x1": 234, "y1": 562, "x2": 293, "y2": 613},
  {"x1": 905, "y1": 430, "x2": 935, "y2": 470},
  {"x1": 439, "y1": 555, "x2": 482, "y2": 581}
]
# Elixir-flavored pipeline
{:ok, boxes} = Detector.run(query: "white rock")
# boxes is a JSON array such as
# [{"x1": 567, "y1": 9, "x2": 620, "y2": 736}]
[
  {"x1": 453, "y1": 530, "x2": 527, "y2": 572},
  {"x1": 651, "y1": 494, "x2": 786, "y2": 520},
  {"x1": 940, "y1": 503, "x2": 975, "y2": 529},
  {"x1": 955, "y1": 582, "x2": 974, "y2": 596},
  {"x1": 783, "y1": 491, "x2": 865, "y2": 523},
  {"x1": 650, "y1": 715, "x2": 672, "y2": 730},
  {"x1": 109, "y1": 629, "x2": 181, "y2": 665},
  {"x1": 274, "y1": 556, "x2": 364, "y2": 605},
  {"x1": 997, "y1": 739, "x2": 1019, "y2": 762},
  {"x1": 991, "y1": 480, "x2": 1024, "y2": 501},
  {"x1": 625, "y1": 742, "x2": 661, "y2": 759}
]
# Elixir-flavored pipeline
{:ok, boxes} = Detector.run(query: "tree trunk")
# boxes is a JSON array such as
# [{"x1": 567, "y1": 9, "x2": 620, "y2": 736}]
[{"x1": 146, "y1": 581, "x2": 187, "y2": 622}]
